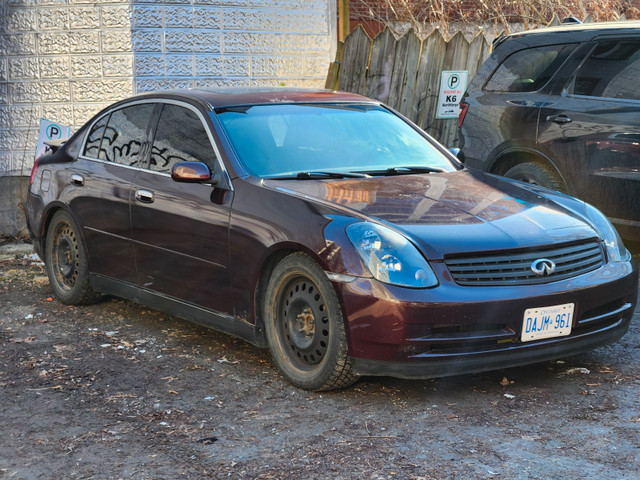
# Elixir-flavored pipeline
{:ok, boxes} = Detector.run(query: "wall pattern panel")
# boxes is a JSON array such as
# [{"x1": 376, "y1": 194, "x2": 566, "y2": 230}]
[{"x1": 0, "y1": 0, "x2": 335, "y2": 175}]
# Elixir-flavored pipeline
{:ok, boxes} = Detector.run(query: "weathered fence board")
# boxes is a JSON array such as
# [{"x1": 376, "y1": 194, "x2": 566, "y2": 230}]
[
  {"x1": 414, "y1": 30, "x2": 447, "y2": 132},
  {"x1": 365, "y1": 28, "x2": 399, "y2": 103},
  {"x1": 329, "y1": 28, "x2": 492, "y2": 146},
  {"x1": 393, "y1": 30, "x2": 422, "y2": 118},
  {"x1": 338, "y1": 26, "x2": 371, "y2": 94}
]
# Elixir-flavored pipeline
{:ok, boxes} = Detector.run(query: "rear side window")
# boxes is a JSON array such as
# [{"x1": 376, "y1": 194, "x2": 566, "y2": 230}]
[
  {"x1": 484, "y1": 44, "x2": 576, "y2": 92},
  {"x1": 83, "y1": 115, "x2": 109, "y2": 158},
  {"x1": 573, "y1": 39, "x2": 640, "y2": 100},
  {"x1": 150, "y1": 104, "x2": 216, "y2": 173},
  {"x1": 96, "y1": 104, "x2": 154, "y2": 166}
]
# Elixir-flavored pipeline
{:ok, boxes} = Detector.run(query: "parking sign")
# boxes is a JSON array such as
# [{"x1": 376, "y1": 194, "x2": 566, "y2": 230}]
[
  {"x1": 35, "y1": 118, "x2": 71, "y2": 161},
  {"x1": 436, "y1": 71, "x2": 468, "y2": 119}
]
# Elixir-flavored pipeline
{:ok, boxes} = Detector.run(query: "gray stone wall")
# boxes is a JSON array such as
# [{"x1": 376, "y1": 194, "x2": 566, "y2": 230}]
[{"x1": 0, "y1": 0, "x2": 336, "y2": 178}]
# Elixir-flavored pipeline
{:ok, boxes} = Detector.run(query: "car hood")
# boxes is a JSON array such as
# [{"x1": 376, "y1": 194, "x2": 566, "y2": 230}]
[{"x1": 262, "y1": 169, "x2": 599, "y2": 259}]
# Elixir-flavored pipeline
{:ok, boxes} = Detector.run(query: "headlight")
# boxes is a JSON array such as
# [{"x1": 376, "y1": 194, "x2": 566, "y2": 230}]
[
  {"x1": 346, "y1": 222, "x2": 438, "y2": 288},
  {"x1": 584, "y1": 204, "x2": 630, "y2": 262}
]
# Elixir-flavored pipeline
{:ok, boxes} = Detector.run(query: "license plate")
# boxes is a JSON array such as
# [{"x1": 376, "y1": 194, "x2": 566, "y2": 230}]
[{"x1": 521, "y1": 303, "x2": 574, "y2": 342}]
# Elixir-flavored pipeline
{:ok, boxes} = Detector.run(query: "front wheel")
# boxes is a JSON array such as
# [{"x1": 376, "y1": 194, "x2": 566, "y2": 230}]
[
  {"x1": 45, "y1": 210, "x2": 101, "y2": 305},
  {"x1": 264, "y1": 253, "x2": 358, "y2": 391}
]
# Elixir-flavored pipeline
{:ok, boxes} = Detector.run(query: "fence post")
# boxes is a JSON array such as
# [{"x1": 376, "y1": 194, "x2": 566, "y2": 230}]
[{"x1": 325, "y1": 41, "x2": 344, "y2": 90}]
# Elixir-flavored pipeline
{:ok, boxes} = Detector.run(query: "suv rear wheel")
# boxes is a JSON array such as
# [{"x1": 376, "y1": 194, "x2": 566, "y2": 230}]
[{"x1": 504, "y1": 161, "x2": 565, "y2": 192}]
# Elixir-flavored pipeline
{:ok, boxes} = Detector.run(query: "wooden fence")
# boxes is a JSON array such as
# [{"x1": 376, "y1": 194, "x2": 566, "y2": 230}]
[{"x1": 326, "y1": 26, "x2": 492, "y2": 146}]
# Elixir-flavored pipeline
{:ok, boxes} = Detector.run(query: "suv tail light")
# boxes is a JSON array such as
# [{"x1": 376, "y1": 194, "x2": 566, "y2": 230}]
[
  {"x1": 458, "y1": 102, "x2": 469, "y2": 128},
  {"x1": 29, "y1": 157, "x2": 40, "y2": 186}
]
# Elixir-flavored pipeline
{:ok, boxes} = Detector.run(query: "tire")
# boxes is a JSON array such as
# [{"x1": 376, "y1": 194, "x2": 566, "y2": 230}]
[
  {"x1": 45, "y1": 210, "x2": 101, "y2": 305},
  {"x1": 504, "y1": 161, "x2": 565, "y2": 192},
  {"x1": 264, "y1": 252, "x2": 358, "y2": 391}
]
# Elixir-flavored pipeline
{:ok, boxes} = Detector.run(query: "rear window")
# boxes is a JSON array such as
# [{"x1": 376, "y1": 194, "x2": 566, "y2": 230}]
[
  {"x1": 573, "y1": 39, "x2": 640, "y2": 101},
  {"x1": 82, "y1": 104, "x2": 154, "y2": 166},
  {"x1": 484, "y1": 44, "x2": 576, "y2": 92}
]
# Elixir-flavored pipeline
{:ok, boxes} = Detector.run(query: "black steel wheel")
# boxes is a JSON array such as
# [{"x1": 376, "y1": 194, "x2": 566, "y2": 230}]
[
  {"x1": 504, "y1": 161, "x2": 565, "y2": 192},
  {"x1": 264, "y1": 252, "x2": 357, "y2": 390},
  {"x1": 45, "y1": 210, "x2": 100, "y2": 305}
]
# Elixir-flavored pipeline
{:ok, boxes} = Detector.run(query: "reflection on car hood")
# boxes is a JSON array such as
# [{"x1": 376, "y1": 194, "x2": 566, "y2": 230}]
[{"x1": 263, "y1": 170, "x2": 599, "y2": 258}]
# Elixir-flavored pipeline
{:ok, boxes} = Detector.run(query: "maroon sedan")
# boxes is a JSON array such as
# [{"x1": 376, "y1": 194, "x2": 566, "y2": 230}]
[{"x1": 26, "y1": 89, "x2": 638, "y2": 390}]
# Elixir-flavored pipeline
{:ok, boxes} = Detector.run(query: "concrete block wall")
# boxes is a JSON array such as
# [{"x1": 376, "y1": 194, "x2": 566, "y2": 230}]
[
  {"x1": 0, "y1": 0, "x2": 336, "y2": 178},
  {"x1": 1, "y1": 0, "x2": 136, "y2": 177}
]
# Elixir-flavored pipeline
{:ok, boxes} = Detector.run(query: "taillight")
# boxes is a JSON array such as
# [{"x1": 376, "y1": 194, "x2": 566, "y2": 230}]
[
  {"x1": 458, "y1": 102, "x2": 469, "y2": 128},
  {"x1": 29, "y1": 157, "x2": 40, "y2": 186}
]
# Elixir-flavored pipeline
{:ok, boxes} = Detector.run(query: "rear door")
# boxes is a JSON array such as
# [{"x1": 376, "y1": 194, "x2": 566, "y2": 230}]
[
  {"x1": 538, "y1": 37, "x2": 640, "y2": 238},
  {"x1": 71, "y1": 102, "x2": 155, "y2": 283},
  {"x1": 130, "y1": 101, "x2": 235, "y2": 316},
  {"x1": 460, "y1": 42, "x2": 577, "y2": 169}
]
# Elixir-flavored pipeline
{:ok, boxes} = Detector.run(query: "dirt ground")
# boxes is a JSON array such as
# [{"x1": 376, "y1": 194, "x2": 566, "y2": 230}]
[{"x1": 1, "y1": 241, "x2": 639, "y2": 480}]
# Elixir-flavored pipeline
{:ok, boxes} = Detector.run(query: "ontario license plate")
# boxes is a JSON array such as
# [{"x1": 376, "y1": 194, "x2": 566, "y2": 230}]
[{"x1": 521, "y1": 303, "x2": 574, "y2": 342}]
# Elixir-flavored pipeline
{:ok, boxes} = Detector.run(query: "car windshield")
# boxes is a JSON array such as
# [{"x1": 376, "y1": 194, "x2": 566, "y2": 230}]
[{"x1": 214, "y1": 103, "x2": 457, "y2": 178}]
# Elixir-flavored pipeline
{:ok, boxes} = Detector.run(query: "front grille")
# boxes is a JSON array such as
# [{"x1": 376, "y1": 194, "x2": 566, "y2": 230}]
[{"x1": 444, "y1": 240, "x2": 603, "y2": 286}]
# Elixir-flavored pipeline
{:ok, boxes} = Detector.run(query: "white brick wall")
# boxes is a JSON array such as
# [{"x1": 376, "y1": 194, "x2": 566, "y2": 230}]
[{"x1": 0, "y1": 0, "x2": 336, "y2": 175}]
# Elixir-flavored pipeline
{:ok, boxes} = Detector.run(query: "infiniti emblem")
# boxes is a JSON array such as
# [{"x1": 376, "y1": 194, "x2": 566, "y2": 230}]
[{"x1": 531, "y1": 258, "x2": 556, "y2": 276}]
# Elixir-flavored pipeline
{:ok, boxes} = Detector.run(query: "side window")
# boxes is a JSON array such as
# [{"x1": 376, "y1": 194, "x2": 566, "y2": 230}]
[
  {"x1": 573, "y1": 39, "x2": 640, "y2": 101},
  {"x1": 99, "y1": 104, "x2": 154, "y2": 166},
  {"x1": 484, "y1": 44, "x2": 576, "y2": 92},
  {"x1": 83, "y1": 114, "x2": 109, "y2": 159},
  {"x1": 150, "y1": 104, "x2": 216, "y2": 174}
]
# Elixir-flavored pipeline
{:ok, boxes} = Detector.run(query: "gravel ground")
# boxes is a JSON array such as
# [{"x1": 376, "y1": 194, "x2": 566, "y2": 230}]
[{"x1": 1, "y1": 242, "x2": 639, "y2": 480}]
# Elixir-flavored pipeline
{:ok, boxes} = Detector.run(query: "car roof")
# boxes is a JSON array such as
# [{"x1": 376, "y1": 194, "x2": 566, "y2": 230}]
[
  {"x1": 506, "y1": 20, "x2": 640, "y2": 41},
  {"x1": 126, "y1": 88, "x2": 376, "y2": 110},
  {"x1": 489, "y1": 21, "x2": 640, "y2": 58}
]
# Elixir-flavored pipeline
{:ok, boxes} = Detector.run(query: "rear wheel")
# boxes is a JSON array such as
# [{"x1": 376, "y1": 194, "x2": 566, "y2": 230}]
[
  {"x1": 504, "y1": 161, "x2": 565, "y2": 192},
  {"x1": 264, "y1": 252, "x2": 357, "y2": 391},
  {"x1": 45, "y1": 210, "x2": 101, "y2": 305}
]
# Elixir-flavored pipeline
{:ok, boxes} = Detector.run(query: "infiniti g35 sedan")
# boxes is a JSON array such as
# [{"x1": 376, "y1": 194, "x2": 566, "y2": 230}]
[{"x1": 26, "y1": 89, "x2": 638, "y2": 390}]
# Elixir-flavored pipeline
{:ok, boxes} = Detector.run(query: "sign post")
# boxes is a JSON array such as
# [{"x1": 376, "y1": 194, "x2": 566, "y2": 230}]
[{"x1": 436, "y1": 71, "x2": 468, "y2": 119}]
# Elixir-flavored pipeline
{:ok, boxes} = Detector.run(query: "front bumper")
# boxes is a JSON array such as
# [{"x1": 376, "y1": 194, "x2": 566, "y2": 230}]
[{"x1": 336, "y1": 259, "x2": 638, "y2": 379}]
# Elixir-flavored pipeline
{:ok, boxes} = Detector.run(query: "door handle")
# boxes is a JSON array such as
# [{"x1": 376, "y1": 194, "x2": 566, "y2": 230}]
[
  {"x1": 546, "y1": 114, "x2": 572, "y2": 124},
  {"x1": 70, "y1": 174, "x2": 84, "y2": 186},
  {"x1": 135, "y1": 189, "x2": 154, "y2": 203}
]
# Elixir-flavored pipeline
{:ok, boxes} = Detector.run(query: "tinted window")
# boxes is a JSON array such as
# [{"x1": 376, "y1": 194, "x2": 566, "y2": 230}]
[
  {"x1": 83, "y1": 114, "x2": 109, "y2": 159},
  {"x1": 150, "y1": 104, "x2": 215, "y2": 173},
  {"x1": 485, "y1": 44, "x2": 576, "y2": 92},
  {"x1": 99, "y1": 104, "x2": 154, "y2": 166},
  {"x1": 216, "y1": 104, "x2": 456, "y2": 177},
  {"x1": 573, "y1": 39, "x2": 640, "y2": 100}
]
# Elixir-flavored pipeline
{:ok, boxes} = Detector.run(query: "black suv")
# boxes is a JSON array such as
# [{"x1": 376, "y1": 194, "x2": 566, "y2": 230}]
[{"x1": 459, "y1": 22, "x2": 640, "y2": 242}]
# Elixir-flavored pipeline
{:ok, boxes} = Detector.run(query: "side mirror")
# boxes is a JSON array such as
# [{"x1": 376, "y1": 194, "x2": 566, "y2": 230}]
[
  {"x1": 171, "y1": 161, "x2": 215, "y2": 184},
  {"x1": 448, "y1": 148, "x2": 465, "y2": 163}
]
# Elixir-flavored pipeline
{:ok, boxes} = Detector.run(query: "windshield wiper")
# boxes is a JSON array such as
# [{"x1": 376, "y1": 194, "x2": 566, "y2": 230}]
[
  {"x1": 267, "y1": 171, "x2": 371, "y2": 180},
  {"x1": 357, "y1": 166, "x2": 446, "y2": 176}
]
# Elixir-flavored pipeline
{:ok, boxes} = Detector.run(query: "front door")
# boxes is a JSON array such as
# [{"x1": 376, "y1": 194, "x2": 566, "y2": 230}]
[
  {"x1": 538, "y1": 37, "x2": 640, "y2": 239},
  {"x1": 130, "y1": 102, "x2": 234, "y2": 316}
]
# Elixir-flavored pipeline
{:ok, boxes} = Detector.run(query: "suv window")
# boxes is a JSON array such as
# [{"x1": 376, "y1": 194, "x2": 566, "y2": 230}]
[
  {"x1": 150, "y1": 104, "x2": 215, "y2": 173},
  {"x1": 98, "y1": 104, "x2": 154, "y2": 166},
  {"x1": 485, "y1": 44, "x2": 576, "y2": 92},
  {"x1": 573, "y1": 39, "x2": 640, "y2": 100}
]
